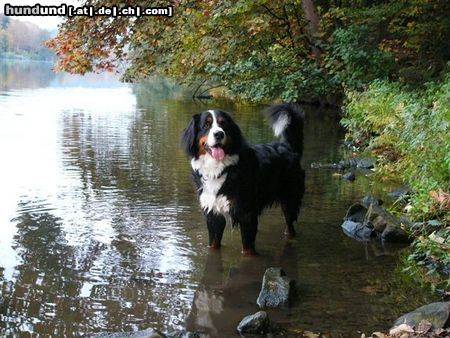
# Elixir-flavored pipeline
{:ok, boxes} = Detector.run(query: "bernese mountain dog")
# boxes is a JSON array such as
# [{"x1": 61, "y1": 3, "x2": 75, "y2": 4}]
[{"x1": 181, "y1": 103, "x2": 305, "y2": 255}]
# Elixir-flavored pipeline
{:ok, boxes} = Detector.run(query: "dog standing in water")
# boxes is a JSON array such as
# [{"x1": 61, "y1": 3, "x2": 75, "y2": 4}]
[{"x1": 181, "y1": 104, "x2": 305, "y2": 255}]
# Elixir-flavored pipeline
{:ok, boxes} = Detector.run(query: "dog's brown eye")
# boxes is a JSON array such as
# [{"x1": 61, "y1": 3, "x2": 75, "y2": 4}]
[{"x1": 203, "y1": 121, "x2": 211, "y2": 129}]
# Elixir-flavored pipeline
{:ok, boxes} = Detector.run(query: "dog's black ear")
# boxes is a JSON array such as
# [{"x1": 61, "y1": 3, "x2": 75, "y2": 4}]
[{"x1": 181, "y1": 114, "x2": 200, "y2": 156}]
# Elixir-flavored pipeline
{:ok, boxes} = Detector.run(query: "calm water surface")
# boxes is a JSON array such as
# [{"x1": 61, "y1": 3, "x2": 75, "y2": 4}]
[{"x1": 0, "y1": 61, "x2": 436, "y2": 337}]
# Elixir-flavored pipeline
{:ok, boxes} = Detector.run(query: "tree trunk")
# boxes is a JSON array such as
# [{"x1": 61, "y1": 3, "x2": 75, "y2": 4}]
[{"x1": 301, "y1": 0, "x2": 321, "y2": 62}]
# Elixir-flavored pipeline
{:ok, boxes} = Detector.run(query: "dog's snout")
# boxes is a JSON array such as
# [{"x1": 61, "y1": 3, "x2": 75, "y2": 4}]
[{"x1": 214, "y1": 130, "x2": 225, "y2": 140}]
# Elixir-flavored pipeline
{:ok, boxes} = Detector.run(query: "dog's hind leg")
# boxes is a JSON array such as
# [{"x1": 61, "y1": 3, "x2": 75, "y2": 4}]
[
  {"x1": 281, "y1": 202, "x2": 299, "y2": 238},
  {"x1": 282, "y1": 167, "x2": 305, "y2": 238},
  {"x1": 206, "y1": 213, "x2": 226, "y2": 249},
  {"x1": 239, "y1": 215, "x2": 258, "y2": 256}
]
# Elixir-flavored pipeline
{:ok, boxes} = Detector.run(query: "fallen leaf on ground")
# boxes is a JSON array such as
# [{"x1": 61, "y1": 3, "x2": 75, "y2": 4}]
[{"x1": 429, "y1": 189, "x2": 450, "y2": 209}]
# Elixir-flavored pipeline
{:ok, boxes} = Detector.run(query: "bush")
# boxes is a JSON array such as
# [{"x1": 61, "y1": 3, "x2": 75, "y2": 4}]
[
  {"x1": 205, "y1": 46, "x2": 336, "y2": 103},
  {"x1": 342, "y1": 73, "x2": 450, "y2": 288},
  {"x1": 326, "y1": 25, "x2": 395, "y2": 90}
]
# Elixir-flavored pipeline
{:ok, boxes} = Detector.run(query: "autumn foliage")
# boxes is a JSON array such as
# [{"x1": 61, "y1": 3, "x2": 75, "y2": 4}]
[{"x1": 47, "y1": 0, "x2": 449, "y2": 103}]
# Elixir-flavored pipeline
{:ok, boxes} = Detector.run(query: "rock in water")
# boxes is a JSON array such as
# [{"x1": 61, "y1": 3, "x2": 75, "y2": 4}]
[
  {"x1": 341, "y1": 203, "x2": 376, "y2": 241},
  {"x1": 338, "y1": 157, "x2": 375, "y2": 169},
  {"x1": 342, "y1": 202, "x2": 409, "y2": 243},
  {"x1": 356, "y1": 157, "x2": 376, "y2": 169},
  {"x1": 344, "y1": 203, "x2": 367, "y2": 223},
  {"x1": 341, "y1": 220, "x2": 375, "y2": 241},
  {"x1": 257, "y1": 267, "x2": 294, "y2": 308},
  {"x1": 310, "y1": 162, "x2": 340, "y2": 169},
  {"x1": 237, "y1": 311, "x2": 270, "y2": 334},
  {"x1": 342, "y1": 171, "x2": 356, "y2": 181},
  {"x1": 366, "y1": 203, "x2": 410, "y2": 242},
  {"x1": 362, "y1": 196, "x2": 383, "y2": 207},
  {"x1": 311, "y1": 157, "x2": 375, "y2": 170},
  {"x1": 387, "y1": 187, "x2": 409, "y2": 199},
  {"x1": 391, "y1": 302, "x2": 450, "y2": 331}
]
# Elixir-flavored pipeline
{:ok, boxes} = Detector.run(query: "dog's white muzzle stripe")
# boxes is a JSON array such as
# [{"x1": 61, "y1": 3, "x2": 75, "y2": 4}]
[{"x1": 207, "y1": 110, "x2": 226, "y2": 147}]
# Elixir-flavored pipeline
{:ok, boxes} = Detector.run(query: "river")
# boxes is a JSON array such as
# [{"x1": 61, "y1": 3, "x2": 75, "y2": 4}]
[{"x1": 0, "y1": 60, "x2": 436, "y2": 337}]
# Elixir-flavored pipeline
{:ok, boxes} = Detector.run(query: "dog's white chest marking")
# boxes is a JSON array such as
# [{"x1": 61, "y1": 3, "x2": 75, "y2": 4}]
[
  {"x1": 191, "y1": 154, "x2": 239, "y2": 215},
  {"x1": 200, "y1": 175, "x2": 230, "y2": 215}
]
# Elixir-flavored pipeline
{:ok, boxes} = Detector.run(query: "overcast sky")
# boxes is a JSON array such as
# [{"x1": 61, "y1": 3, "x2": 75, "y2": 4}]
[{"x1": 3, "y1": 0, "x2": 79, "y2": 30}]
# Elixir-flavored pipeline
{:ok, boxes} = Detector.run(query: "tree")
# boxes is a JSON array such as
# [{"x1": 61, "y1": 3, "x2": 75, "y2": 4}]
[
  {"x1": 47, "y1": 0, "x2": 450, "y2": 103},
  {"x1": 0, "y1": 14, "x2": 10, "y2": 29},
  {"x1": 0, "y1": 15, "x2": 53, "y2": 60},
  {"x1": 0, "y1": 30, "x2": 8, "y2": 53}
]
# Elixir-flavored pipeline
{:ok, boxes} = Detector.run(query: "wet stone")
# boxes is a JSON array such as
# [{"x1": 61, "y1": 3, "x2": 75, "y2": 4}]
[
  {"x1": 311, "y1": 157, "x2": 375, "y2": 171},
  {"x1": 237, "y1": 311, "x2": 270, "y2": 335},
  {"x1": 387, "y1": 187, "x2": 409, "y2": 199},
  {"x1": 342, "y1": 171, "x2": 356, "y2": 181},
  {"x1": 392, "y1": 302, "x2": 450, "y2": 331},
  {"x1": 310, "y1": 162, "x2": 340, "y2": 169},
  {"x1": 362, "y1": 196, "x2": 383, "y2": 207},
  {"x1": 341, "y1": 220, "x2": 375, "y2": 241},
  {"x1": 257, "y1": 267, "x2": 294, "y2": 308},
  {"x1": 367, "y1": 204, "x2": 409, "y2": 242},
  {"x1": 345, "y1": 203, "x2": 367, "y2": 223},
  {"x1": 338, "y1": 157, "x2": 375, "y2": 169},
  {"x1": 355, "y1": 157, "x2": 376, "y2": 169},
  {"x1": 371, "y1": 215, "x2": 387, "y2": 233},
  {"x1": 342, "y1": 202, "x2": 409, "y2": 243}
]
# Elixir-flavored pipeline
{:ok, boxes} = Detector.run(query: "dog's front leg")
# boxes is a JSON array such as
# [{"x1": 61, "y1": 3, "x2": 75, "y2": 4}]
[
  {"x1": 239, "y1": 215, "x2": 258, "y2": 256},
  {"x1": 206, "y1": 212, "x2": 226, "y2": 249}
]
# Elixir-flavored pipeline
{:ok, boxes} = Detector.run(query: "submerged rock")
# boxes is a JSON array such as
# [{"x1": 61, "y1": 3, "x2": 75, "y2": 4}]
[
  {"x1": 311, "y1": 157, "x2": 376, "y2": 171},
  {"x1": 342, "y1": 202, "x2": 410, "y2": 243},
  {"x1": 342, "y1": 171, "x2": 356, "y2": 181},
  {"x1": 342, "y1": 203, "x2": 376, "y2": 241},
  {"x1": 341, "y1": 220, "x2": 376, "y2": 241},
  {"x1": 345, "y1": 203, "x2": 367, "y2": 223},
  {"x1": 356, "y1": 158, "x2": 376, "y2": 169},
  {"x1": 387, "y1": 187, "x2": 409, "y2": 200},
  {"x1": 391, "y1": 302, "x2": 450, "y2": 331},
  {"x1": 257, "y1": 267, "x2": 294, "y2": 308},
  {"x1": 310, "y1": 162, "x2": 340, "y2": 170},
  {"x1": 366, "y1": 204, "x2": 409, "y2": 242},
  {"x1": 93, "y1": 328, "x2": 166, "y2": 338},
  {"x1": 338, "y1": 157, "x2": 376, "y2": 169},
  {"x1": 362, "y1": 196, "x2": 383, "y2": 207},
  {"x1": 237, "y1": 311, "x2": 270, "y2": 334}
]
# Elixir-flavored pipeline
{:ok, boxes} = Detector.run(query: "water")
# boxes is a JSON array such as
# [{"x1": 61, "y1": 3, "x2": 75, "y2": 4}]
[{"x1": 0, "y1": 61, "x2": 436, "y2": 337}]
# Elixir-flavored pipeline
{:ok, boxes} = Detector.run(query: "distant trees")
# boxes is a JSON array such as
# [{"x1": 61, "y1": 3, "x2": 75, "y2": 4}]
[
  {"x1": 0, "y1": 13, "x2": 53, "y2": 60},
  {"x1": 47, "y1": 0, "x2": 450, "y2": 103}
]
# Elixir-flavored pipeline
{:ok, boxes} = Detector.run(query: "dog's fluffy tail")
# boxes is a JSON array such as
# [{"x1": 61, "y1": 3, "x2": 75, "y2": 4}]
[{"x1": 265, "y1": 103, "x2": 304, "y2": 155}]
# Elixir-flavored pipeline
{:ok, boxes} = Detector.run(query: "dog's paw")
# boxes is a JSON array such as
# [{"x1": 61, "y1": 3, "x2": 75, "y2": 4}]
[
  {"x1": 284, "y1": 227, "x2": 296, "y2": 239},
  {"x1": 208, "y1": 240, "x2": 221, "y2": 249},
  {"x1": 241, "y1": 248, "x2": 258, "y2": 256}
]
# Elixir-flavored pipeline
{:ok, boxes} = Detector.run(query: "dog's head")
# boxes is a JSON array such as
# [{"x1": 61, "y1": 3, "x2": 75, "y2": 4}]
[{"x1": 181, "y1": 110, "x2": 243, "y2": 160}]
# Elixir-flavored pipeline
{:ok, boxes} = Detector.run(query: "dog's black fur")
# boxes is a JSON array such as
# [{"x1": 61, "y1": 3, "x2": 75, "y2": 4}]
[{"x1": 181, "y1": 104, "x2": 305, "y2": 255}]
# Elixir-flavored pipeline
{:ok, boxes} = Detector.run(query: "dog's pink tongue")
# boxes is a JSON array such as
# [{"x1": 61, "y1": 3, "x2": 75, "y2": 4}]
[{"x1": 211, "y1": 147, "x2": 225, "y2": 161}]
